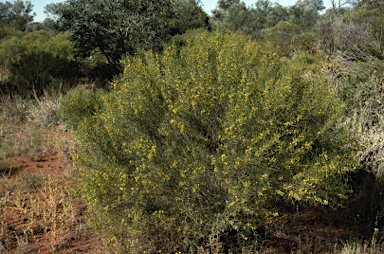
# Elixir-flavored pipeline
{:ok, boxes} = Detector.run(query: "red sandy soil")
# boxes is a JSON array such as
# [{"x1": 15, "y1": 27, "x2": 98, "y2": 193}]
[
  {"x1": 0, "y1": 121, "x2": 104, "y2": 254},
  {"x1": 1, "y1": 152, "x2": 102, "y2": 254}
]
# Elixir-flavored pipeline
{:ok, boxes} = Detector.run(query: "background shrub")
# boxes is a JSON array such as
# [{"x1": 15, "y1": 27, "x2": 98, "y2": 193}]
[
  {"x1": 0, "y1": 30, "x2": 78, "y2": 95},
  {"x1": 72, "y1": 31, "x2": 358, "y2": 252},
  {"x1": 294, "y1": 32, "x2": 318, "y2": 53},
  {"x1": 59, "y1": 87, "x2": 105, "y2": 131},
  {"x1": 267, "y1": 21, "x2": 301, "y2": 56},
  {"x1": 0, "y1": 25, "x2": 25, "y2": 40}
]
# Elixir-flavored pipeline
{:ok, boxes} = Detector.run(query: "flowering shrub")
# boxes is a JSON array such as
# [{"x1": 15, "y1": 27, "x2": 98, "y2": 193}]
[{"x1": 73, "y1": 31, "x2": 358, "y2": 252}]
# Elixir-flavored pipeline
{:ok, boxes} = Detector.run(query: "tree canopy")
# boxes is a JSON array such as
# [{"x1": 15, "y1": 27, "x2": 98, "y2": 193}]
[
  {"x1": 210, "y1": 0, "x2": 323, "y2": 35},
  {"x1": 58, "y1": 0, "x2": 174, "y2": 69},
  {"x1": 0, "y1": 0, "x2": 35, "y2": 31},
  {"x1": 169, "y1": 0, "x2": 210, "y2": 36}
]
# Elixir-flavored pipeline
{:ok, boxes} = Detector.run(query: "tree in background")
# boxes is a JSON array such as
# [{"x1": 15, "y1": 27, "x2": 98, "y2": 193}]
[
  {"x1": 0, "y1": 0, "x2": 35, "y2": 31},
  {"x1": 30, "y1": 2, "x2": 68, "y2": 32},
  {"x1": 210, "y1": 0, "x2": 260, "y2": 35},
  {"x1": 44, "y1": 2, "x2": 65, "y2": 22},
  {"x1": 288, "y1": 0, "x2": 320, "y2": 31},
  {"x1": 262, "y1": 2, "x2": 289, "y2": 28},
  {"x1": 169, "y1": 0, "x2": 210, "y2": 36},
  {"x1": 356, "y1": 0, "x2": 384, "y2": 14},
  {"x1": 210, "y1": 0, "x2": 322, "y2": 37},
  {"x1": 58, "y1": 0, "x2": 174, "y2": 70},
  {"x1": 301, "y1": 0, "x2": 325, "y2": 11},
  {"x1": 354, "y1": 0, "x2": 384, "y2": 57}
]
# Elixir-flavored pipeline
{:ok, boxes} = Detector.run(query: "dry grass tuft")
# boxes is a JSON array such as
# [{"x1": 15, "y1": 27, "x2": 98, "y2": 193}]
[
  {"x1": 0, "y1": 93, "x2": 31, "y2": 122},
  {"x1": 27, "y1": 86, "x2": 67, "y2": 128}
]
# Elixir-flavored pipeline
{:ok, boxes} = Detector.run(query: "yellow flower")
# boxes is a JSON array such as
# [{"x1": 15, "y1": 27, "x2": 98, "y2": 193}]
[{"x1": 293, "y1": 194, "x2": 301, "y2": 201}]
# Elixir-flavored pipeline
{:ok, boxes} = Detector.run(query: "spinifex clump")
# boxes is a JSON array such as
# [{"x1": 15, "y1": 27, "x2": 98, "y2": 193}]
[{"x1": 72, "y1": 30, "x2": 358, "y2": 252}]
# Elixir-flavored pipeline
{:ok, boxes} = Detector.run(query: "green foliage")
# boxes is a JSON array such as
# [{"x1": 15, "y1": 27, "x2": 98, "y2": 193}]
[
  {"x1": 370, "y1": 15, "x2": 384, "y2": 56},
  {"x1": 60, "y1": 88, "x2": 106, "y2": 131},
  {"x1": 44, "y1": 2, "x2": 65, "y2": 22},
  {"x1": 210, "y1": 0, "x2": 290, "y2": 35},
  {"x1": 266, "y1": 21, "x2": 301, "y2": 56},
  {"x1": 263, "y1": 2, "x2": 289, "y2": 28},
  {"x1": 0, "y1": 30, "x2": 78, "y2": 95},
  {"x1": 58, "y1": 0, "x2": 174, "y2": 69},
  {"x1": 9, "y1": 51, "x2": 68, "y2": 93},
  {"x1": 73, "y1": 31, "x2": 358, "y2": 252},
  {"x1": 0, "y1": 0, "x2": 34, "y2": 31},
  {"x1": 294, "y1": 32, "x2": 318, "y2": 53},
  {"x1": 356, "y1": 0, "x2": 384, "y2": 12},
  {"x1": 344, "y1": 6, "x2": 379, "y2": 22},
  {"x1": 172, "y1": 28, "x2": 210, "y2": 46},
  {"x1": 25, "y1": 19, "x2": 57, "y2": 32},
  {"x1": 288, "y1": 1, "x2": 319, "y2": 31},
  {"x1": 169, "y1": 0, "x2": 210, "y2": 36},
  {"x1": 0, "y1": 26, "x2": 25, "y2": 40},
  {"x1": 210, "y1": 0, "x2": 320, "y2": 37},
  {"x1": 283, "y1": 50, "x2": 326, "y2": 75},
  {"x1": 211, "y1": 0, "x2": 261, "y2": 35},
  {"x1": 80, "y1": 49, "x2": 120, "y2": 83},
  {"x1": 302, "y1": 0, "x2": 325, "y2": 11}
]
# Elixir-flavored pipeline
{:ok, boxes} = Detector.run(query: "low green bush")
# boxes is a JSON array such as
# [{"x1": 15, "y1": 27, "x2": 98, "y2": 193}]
[
  {"x1": 266, "y1": 21, "x2": 301, "y2": 56},
  {"x1": 0, "y1": 30, "x2": 78, "y2": 95},
  {"x1": 73, "y1": 31, "x2": 358, "y2": 252},
  {"x1": 282, "y1": 50, "x2": 326, "y2": 75},
  {"x1": 0, "y1": 26, "x2": 25, "y2": 40},
  {"x1": 294, "y1": 32, "x2": 318, "y2": 53},
  {"x1": 59, "y1": 88, "x2": 105, "y2": 131}
]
